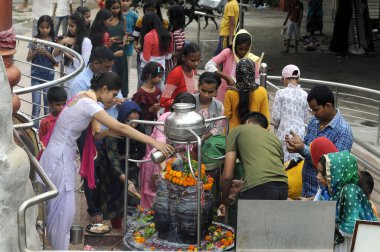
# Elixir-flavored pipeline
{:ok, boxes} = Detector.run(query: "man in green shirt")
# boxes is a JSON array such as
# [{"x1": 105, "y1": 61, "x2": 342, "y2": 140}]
[{"x1": 221, "y1": 112, "x2": 288, "y2": 205}]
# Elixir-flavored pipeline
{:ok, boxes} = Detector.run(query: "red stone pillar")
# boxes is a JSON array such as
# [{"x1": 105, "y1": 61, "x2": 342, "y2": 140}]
[{"x1": 0, "y1": 0, "x2": 21, "y2": 113}]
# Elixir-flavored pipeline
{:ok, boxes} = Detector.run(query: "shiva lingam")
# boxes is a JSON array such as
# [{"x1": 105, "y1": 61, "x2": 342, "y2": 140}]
[{"x1": 122, "y1": 103, "x2": 231, "y2": 251}]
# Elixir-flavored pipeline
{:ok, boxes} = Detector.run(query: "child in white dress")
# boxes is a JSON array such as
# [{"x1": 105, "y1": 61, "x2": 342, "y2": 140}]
[{"x1": 271, "y1": 64, "x2": 309, "y2": 162}]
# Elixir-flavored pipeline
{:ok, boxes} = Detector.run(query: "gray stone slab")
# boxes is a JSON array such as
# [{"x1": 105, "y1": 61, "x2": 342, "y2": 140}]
[{"x1": 236, "y1": 200, "x2": 336, "y2": 252}]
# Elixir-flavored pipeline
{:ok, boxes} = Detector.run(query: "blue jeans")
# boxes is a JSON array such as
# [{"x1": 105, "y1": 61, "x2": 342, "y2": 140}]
[
  {"x1": 54, "y1": 16, "x2": 69, "y2": 37},
  {"x1": 31, "y1": 78, "x2": 50, "y2": 128}
]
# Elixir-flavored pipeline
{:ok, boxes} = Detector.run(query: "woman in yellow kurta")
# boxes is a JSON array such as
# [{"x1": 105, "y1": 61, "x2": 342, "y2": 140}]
[{"x1": 224, "y1": 58, "x2": 270, "y2": 130}]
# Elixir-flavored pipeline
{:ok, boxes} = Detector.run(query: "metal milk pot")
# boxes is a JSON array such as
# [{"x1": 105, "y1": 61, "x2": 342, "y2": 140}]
[{"x1": 164, "y1": 103, "x2": 206, "y2": 142}]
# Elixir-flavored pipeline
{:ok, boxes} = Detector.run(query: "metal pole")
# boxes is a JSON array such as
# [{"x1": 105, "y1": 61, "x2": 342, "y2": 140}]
[
  {"x1": 260, "y1": 63, "x2": 268, "y2": 89},
  {"x1": 188, "y1": 129, "x2": 202, "y2": 251},
  {"x1": 123, "y1": 137, "x2": 130, "y2": 235},
  {"x1": 15, "y1": 130, "x2": 58, "y2": 252},
  {"x1": 332, "y1": 0, "x2": 336, "y2": 20},
  {"x1": 334, "y1": 86, "x2": 339, "y2": 108},
  {"x1": 59, "y1": 57, "x2": 65, "y2": 88},
  {"x1": 197, "y1": 16, "x2": 201, "y2": 46},
  {"x1": 377, "y1": 104, "x2": 380, "y2": 145},
  {"x1": 121, "y1": 119, "x2": 162, "y2": 236}
]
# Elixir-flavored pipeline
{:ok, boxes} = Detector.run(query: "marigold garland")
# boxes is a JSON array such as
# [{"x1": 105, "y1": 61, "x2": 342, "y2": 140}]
[{"x1": 164, "y1": 158, "x2": 213, "y2": 190}]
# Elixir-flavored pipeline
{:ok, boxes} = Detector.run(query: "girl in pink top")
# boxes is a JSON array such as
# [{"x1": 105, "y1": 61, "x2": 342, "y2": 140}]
[
  {"x1": 205, "y1": 29, "x2": 263, "y2": 102},
  {"x1": 139, "y1": 92, "x2": 196, "y2": 208},
  {"x1": 140, "y1": 13, "x2": 172, "y2": 90}
]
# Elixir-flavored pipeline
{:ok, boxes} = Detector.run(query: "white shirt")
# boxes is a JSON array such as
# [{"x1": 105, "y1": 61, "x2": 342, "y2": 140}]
[
  {"x1": 32, "y1": 0, "x2": 53, "y2": 19},
  {"x1": 53, "y1": 37, "x2": 92, "y2": 96},
  {"x1": 53, "y1": 0, "x2": 73, "y2": 17},
  {"x1": 271, "y1": 83, "x2": 309, "y2": 162}
]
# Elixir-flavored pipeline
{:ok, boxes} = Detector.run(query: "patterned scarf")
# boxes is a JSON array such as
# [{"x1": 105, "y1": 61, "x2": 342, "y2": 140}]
[
  {"x1": 228, "y1": 58, "x2": 258, "y2": 92},
  {"x1": 325, "y1": 151, "x2": 376, "y2": 235}
]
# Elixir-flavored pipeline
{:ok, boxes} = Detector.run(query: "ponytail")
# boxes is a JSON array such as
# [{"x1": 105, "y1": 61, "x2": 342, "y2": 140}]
[
  {"x1": 90, "y1": 72, "x2": 122, "y2": 91},
  {"x1": 237, "y1": 91, "x2": 251, "y2": 121}
]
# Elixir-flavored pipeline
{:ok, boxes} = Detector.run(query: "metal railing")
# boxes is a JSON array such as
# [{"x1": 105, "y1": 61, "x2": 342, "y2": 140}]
[
  {"x1": 12, "y1": 35, "x2": 85, "y2": 252},
  {"x1": 14, "y1": 129, "x2": 58, "y2": 252},
  {"x1": 262, "y1": 72, "x2": 380, "y2": 205},
  {"x1": 266, "y1": 75, "x2": 380, "y2": 157},
  {"x1": 13, "y1": 35, "x2": 85, "y2": 129}
]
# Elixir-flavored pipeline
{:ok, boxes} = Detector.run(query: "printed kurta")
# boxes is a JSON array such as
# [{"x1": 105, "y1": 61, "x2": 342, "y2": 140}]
[{"x1": 271, "y1": 84, "x2": 308, "y2": 162}]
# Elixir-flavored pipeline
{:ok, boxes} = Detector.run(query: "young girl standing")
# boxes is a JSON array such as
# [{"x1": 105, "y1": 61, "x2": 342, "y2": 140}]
[
  {"x1": 121, "y1": 0, "x2": 138, "y2": 81},
  {"x1": 140, "y1": 13, "x2": 172, "y2": 91},
  {"x1": 89, "y1": 8, "x2": 113, "y2": 49},
  {"x1": 75, "y1": 6, "x2": 91, "y2": 31},
  {"x1": 53, "y1": 12, "x2": 92, "y2": 98},
  {"x1": 272, "y1": 64, "x2": 308, "y2": 163},
  {"x1": 27, "y1": 15, "x2": 57, "y2": 128},
  {"x1": 224, "y1": 58, "x2": 270, "y2": 130},
  {"x1": 160, "y1": 43, "x2": 201, "y2": 111},
  {"x1": 205, "y1": 29, "x2": 263, "y2": 102},
  {"x1": 106, "y1": 0, "x2": 129, "y2": 97},
  {"x1": 166, "y1": 4, "x2": 186, "y2": 75},
  {"x1": 193, "y1": 72, "x2": 224, "y2": 140},
  {"x1": 132, "y1": 62, "x2": 163, "y2": 134},
  {"x1": 140, "y1": 92, "x2": 196, "y2": 209},
  {"x1": 132, "y1": 0, "x2": 169, "y2": 85}
]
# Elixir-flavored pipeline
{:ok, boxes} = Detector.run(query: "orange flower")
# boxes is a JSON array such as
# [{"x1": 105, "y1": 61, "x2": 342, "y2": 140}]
[
  {"x1": 208, "y1": 177, "x2": 214, "y2": 183},
  {"x1": 188, "y1": 245, "x2": 195, "y2": 251},
  {"x1": 205, "y1": 235, "x2": 211, "y2": 241},
  {"x1": 135, "y1": 236, "x2": 145, "y2": 243},
  {"x1": 204, "y1": 184, "x2": 212, "y2": 190},
  {"x1": 225, "y1": 231, "x2": 233, "y2": 238}
]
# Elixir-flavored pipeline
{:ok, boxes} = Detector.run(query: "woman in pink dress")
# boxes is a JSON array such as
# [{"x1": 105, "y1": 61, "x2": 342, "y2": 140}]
[
  {"x1": 139, "y1": 92, "x2": 196, "y2": 208},
  {"x1": 39, "y1": 72, "x2": 174, "y2": 250}
]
